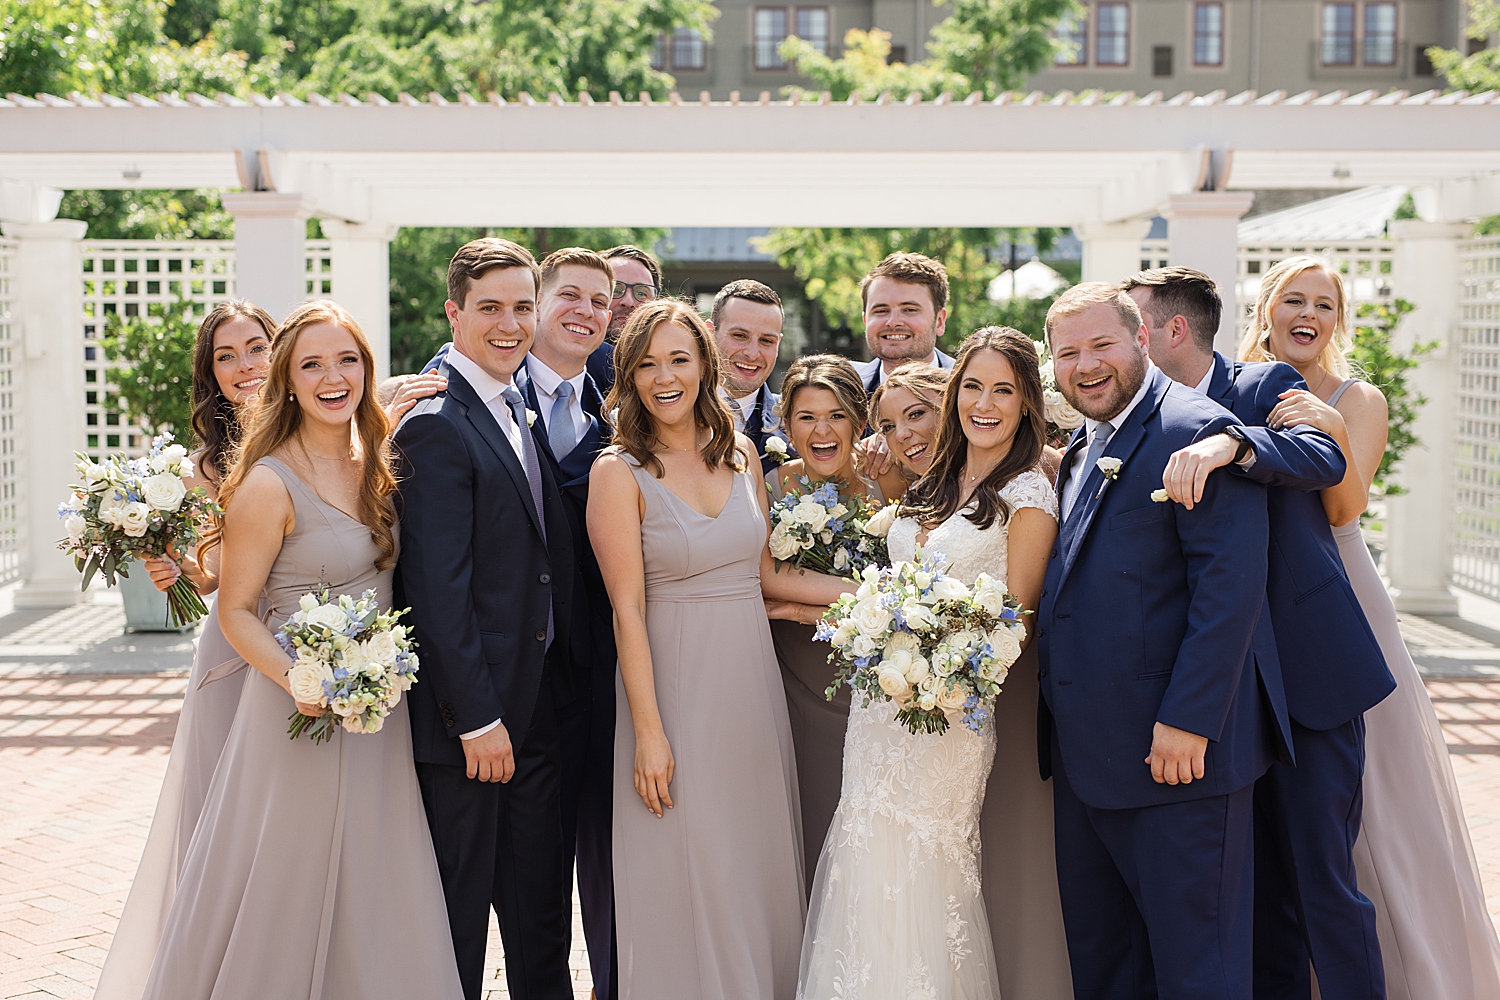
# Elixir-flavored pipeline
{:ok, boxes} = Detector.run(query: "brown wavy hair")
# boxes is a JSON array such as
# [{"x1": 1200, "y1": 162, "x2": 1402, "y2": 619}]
[
  {"x1": 900, "y1": 327, "x2": 1046, "y2": 531},
  {"x1": 773, "y1": 353, "x2": 869, "y2": 427},
  {"x1": 204, "y1": 300, "x2": 398, "y2": 568},
  {"x1": 190, "y1": 300, "x2": 278, "y2": 483},
  {"x1": 606, "y1": 298, "x2": 743, "y2": 479},
  {"x1": 867, "y1": 361, "x2": 950, "y2": 429}
]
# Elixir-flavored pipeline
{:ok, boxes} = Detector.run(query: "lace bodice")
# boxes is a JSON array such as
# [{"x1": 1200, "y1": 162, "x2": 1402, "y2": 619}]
[{"x1": 887, "y1": 469, "x2": 1059, "y2": 586}]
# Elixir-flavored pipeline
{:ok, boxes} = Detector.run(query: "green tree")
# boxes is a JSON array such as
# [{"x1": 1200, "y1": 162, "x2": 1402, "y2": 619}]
[
  {"x1": 780, "y1": 28, "x2": 968, "y2": 102},
  {"x1": 1350, "y1": 298, "x2": 1434, "y2": 498},
  {"x1": 58, "y1": 189, "x2": 234, "y2": 240},
  {"x1": 101, "y1": 297, "x2": 199, "y2": 440},
  {"x1": 1427, "y1": 0, "x2": 1500, "y2": 92},
  {"x1": 928, "y1": 0, "x2": 1082, "y2": 98}
]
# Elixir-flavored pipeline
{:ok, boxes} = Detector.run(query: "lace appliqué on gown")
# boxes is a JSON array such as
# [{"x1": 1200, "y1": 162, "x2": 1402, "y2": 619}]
[{"x1": 798, "y1": 471, "x2": 1057, "y2": 1000}]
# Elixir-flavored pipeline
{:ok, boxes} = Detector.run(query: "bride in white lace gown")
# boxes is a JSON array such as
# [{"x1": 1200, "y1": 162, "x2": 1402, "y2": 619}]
[{"x1": 798, "y1": 329, "x2": 1062, "y2": 1000}]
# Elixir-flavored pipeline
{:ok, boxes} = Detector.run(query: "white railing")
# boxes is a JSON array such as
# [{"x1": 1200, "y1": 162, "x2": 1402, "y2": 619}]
[
  {"x1": 79, "y1": 240, "x2": 334, "y2": 461},
  {"x1": 0, "y1": 240, "x2": 23, "y2": 585},
  {"x1": 1451, "y1": 236, "x2": 1500, "y2": 599}
]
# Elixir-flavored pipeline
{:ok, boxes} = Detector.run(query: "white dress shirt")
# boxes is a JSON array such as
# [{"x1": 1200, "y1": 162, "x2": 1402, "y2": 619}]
[
  {"x1": 526, "y1": 356, "x2": 588, "y2": 453},
  {"x1": 1062, "y1": 362, "x2": 1156, "y2": 521},
  {"x1": 443, "y1": 347, "x2": 524, "y2": 742},
  {"x1": 874, "y1": 351, "x2": 940, "y2": 387},
  {"x1": 720, "y1": 386, "x2": 755, "y2": 433}
]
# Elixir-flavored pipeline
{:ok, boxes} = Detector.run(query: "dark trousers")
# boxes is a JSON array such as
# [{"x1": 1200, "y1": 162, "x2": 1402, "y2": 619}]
[
  {"x1": 1053, "y1": 751, "x2": 1256, "y2": 1000},
  {"x1": 416, "y1": 683, "x2": 572, "y2": 1000},
  {"x1": 558, "y1": 660, "x2": 617, "y2": 1000},
  {"x1": 1253, "y1": 717, "x2": 1384, "y2": 1000}
]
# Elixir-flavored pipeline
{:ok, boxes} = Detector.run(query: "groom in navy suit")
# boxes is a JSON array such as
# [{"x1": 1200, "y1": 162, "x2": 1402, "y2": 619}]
[
  {"x1": 1128, "y1": 268, "x2": 1394, "y2": 1000},
  {"x1": 394, "y1": 239, "x2": 574, "y2": 1000},
  {"x1": 1038, "y1": 282, "x2": 1292, "y2": 1000}
]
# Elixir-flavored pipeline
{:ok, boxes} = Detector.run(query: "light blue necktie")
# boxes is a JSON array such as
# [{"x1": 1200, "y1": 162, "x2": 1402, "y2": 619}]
[
  {"x1": 1067, "y1": 420, "x2": 1114, "y2": 523},
  {"x1": 548, "y1": 380, "x2": 576, "y2": 459}
]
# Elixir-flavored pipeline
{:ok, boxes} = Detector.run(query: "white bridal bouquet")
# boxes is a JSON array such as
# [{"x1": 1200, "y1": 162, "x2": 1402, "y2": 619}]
[
  {"x1": 56, "y1": 432, "x2": 219, "y2": 627},
  {"x1": 767, "y1": 476, "x2": 898, "y2": 578},
  {"x1": 276, "y1": 588, "x2": 420, "y2": 743},
  {"x1": 816, "y1": 550, "x2": 1028, "y2": 735}
]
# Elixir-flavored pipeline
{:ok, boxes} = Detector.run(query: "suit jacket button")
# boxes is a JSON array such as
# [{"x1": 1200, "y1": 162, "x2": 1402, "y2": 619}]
[
  {"x1": 535, "y1": 630, "x2": 547, "y2": 642},
  {"x1": 1039, "y1": 667, "x2": 1049, "y2": 678},
  {"x1": 1051, "y1": 549, "x2": 1058, "y2": 558},
  {"x1": 1040, "y1": 588, "x2": 1046, "y2": 598},
  {"x1": 539, "y1": 573, "x2": 550, "y2": 584}
]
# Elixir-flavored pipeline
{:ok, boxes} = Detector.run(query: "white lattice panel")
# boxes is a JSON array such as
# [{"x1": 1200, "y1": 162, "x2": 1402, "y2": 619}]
[
  {"x1": 0, "y1": 241, "x2": 22, "y2": 585},
  {"x1": 1236, "y1": 241, "x2": 1396, "y2": 334},
  {"x1": 1452, "y1": 237, "x2": 1500, "y2": 599},
  {"x1": 78, "y1": 240, "x2": 333, "y2": 461}
]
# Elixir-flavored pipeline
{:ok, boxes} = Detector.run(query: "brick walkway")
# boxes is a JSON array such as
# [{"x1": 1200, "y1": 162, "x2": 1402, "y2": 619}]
[{"x1": 1, "y1": 610, "x2": 1499, "y2": 998}]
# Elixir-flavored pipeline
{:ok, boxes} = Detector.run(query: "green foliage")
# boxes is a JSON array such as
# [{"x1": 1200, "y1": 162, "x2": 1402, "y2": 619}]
[
  {"x1": 1349, "y1": 299, "x2": 1434, "y2": 498},
  {"x1": 101, "y1": 298, "x2": 200, "y2": 440},
  {"x1": 388, "y1": 225, "x2": 668, "y2": 374},
  {"x1": 1475, "y1": 216, "x2": 1500, "y2": 236},
  {"x1": 58, "y1": 189, "x2": 233, "y2": 240},
  {"x1": 0, "y1": 0, "x2": 169, "y2": 96},
  {"x1": 1426, "y1": 0, "x2": 1500, "y2": 92},
  {"x1": 780, "y1": 28, "x2": 968, "y2": 102},
  {"x1": 928, "y1": 0, "x2": 1083, "y2": 98},
  {"x1": 758, "y1": 226, "x2": 1062, "y2": 349}
]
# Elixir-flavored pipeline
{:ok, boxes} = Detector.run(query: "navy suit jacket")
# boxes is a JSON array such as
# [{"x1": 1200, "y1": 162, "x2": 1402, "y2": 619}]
[
  {"x1": 393, "y1": 361, "x2": 574, "y2": 767},
  {"x1": 515, "y1": 360, "x2": 616, "y2": 685},
  {"x1": 587, "y1": 341, "x2": 614, "y2": 397},
  {"x1": 854, "y1": 348, "x2": 955, "y2": 395},
  {"x1": 1205, "y1": 353, "x2": 1394, "y2": 729},
  {"x1": 740, "y1": 383, "x2": 794, "y2": 475},
  {"x1": 1038, "y1": 367, "x2": 1292, "y2": 810}
]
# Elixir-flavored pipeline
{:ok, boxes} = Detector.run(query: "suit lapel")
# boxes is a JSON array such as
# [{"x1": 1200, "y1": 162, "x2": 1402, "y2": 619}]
[
  {"x1": 1207, "y1": 351, "x2": 1236, "y2": 406},
  {"x1": 445, "y1": 361, "x2": 545, "y2": 538},
  {"x1": 1053, "y1": 426, "x2": 1088, "y2": 515}
]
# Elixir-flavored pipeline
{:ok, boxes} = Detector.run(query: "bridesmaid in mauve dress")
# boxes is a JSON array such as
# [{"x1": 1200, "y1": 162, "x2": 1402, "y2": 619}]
[
  {"x1": 1244, "y1": 256, "x2": 1500, "y2": 999},
  {"x1": 589, "y1": 301, "x2": 850, "y2": 1000},
  {"x1": 135, "y1": 301, "x2": 462, "y2": 1000}
]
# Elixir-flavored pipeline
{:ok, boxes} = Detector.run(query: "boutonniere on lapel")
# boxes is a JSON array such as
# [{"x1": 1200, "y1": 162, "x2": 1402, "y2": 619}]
[
  {"x1": 1093, "y1": 456, "x2": 1123, "y2": 500},
  {"x1": 763, "y1": 436, "x2": 790, "y2": 466},
  {"x1": 525, "y1": 409, "x2": 537, "y2": 428}
]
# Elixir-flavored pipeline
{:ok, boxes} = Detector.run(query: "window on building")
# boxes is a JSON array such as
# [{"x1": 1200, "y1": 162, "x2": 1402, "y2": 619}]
[
  {"x1": 650, "y1": 33, "x2": 667, "y2": 70},
  {"x1": 1054, "y1": 10, "x2": 1088, "y2": 65},
  {"x1": 889, "y1": 44, "x2": 908, "y2": 64},
  {"x1": 672, "y1": 27, "x2": 706, "y2": 70},
  {"x1": 754, "y1": 7, "x2": 789, "y2": 69},
  {"x1": 1363, "y1": 2, "x2": 1397, "y2": 65},
  {"x1": 796, "y1": 7, "x2": 830, "y2": 56},
  {"x1": 1193, "y1": 3, "x2": 1224, "y2": 66},
  {"x1": 1413, "y1": 44, "x2": 1435, "y2": 74},
  {"x1": 1096, "y1": 3, "x2": 1130, "y2": 66},
  {"x1": 1153, "y1": 44, "x2": 1174, "y2": 76},
  {"x1": 1321, "y1": 2, "x2": 1356, "y2": 65}
]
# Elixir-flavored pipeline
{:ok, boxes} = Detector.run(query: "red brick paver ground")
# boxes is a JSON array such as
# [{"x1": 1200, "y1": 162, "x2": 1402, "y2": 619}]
[{"x1": 4, "y1": 672, "x2": 1500, "y2": 999}]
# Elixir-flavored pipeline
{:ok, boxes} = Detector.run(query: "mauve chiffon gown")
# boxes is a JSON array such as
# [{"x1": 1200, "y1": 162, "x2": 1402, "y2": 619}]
[
  {"x1": 136, "y1": 457, "x2": 463, "y2": 1000},
  {"x1": 612, "y1": 451, "x2": 805, "y2": 1000}
]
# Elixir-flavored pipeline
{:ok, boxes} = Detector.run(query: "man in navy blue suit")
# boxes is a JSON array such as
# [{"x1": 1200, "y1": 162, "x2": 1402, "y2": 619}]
[
  {"x1": 707, "y1": 279, "x2": 793, "y2": 473},
  {"x1": 394, "y1": 238, "x2": 574, "y2": 1000},
  {"x1": 514, "y1": 248, "x2": 620, "y2": 1000},
  {"x1": 1127, "y1": 268, "x2": 1394, "y2": 1000},
  {"x1": 850, "y1": 251, "x2": 956, "y2": 395},
  {"x1": 1039, "y1": 282, "x2": 1292, "y2": 1000}
]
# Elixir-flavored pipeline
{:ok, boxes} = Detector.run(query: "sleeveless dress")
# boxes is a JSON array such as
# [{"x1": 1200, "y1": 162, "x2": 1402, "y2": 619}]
[
  {"x1": 612, "y1": 451, "x2": 806, "y2": 1000},
  {"x1": 765, "y1": 467, "x2": 884, "y2": 897},
  {"x1": 1323, "y1": 378, "x2": 1500, "y2": 1000},
  {"x1": 137, "y1": 456, "x2": 463, "y2": 1000},
  {"x1": 93, "y1": 602, "x2": 250, "y2": 999},
  {"x1": 798, "y1": 470, "x2": 1065, "y2": 1000}
]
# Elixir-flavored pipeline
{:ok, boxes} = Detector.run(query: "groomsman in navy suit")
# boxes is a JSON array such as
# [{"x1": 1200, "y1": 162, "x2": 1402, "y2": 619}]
[
  {"x1": 513, "y1": 248, "x2": 620, "y2": 1000},
  {"x1": 1039, "y1": 282, "x2": 1293, "y2": 1000},
  {"x1": 707, "y1": 279, "x2": 793, "y2": 473},
  {"x1": 850, "y1": 251, "x2": 956, "y2": 395},
  {"x1": 1127, "y1": 268, "x2": 1394, "y2": 1000},
  {"x1": 591, "y1": 245, "x2": 664, "y2": 396}
]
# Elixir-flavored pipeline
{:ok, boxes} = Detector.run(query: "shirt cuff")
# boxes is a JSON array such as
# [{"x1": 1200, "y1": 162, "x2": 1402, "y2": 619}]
[
  {"x1": 460, "y1": 718, "x2": 502, "y2": 740},
  {"x1": 1235, "y1": 448, "x2": 1257, "y2": 471}
]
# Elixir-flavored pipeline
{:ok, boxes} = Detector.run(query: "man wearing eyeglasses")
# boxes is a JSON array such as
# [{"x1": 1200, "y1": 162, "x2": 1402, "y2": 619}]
[{"x1": 590, "y1": 245, "x2": 664, "y2": 395}]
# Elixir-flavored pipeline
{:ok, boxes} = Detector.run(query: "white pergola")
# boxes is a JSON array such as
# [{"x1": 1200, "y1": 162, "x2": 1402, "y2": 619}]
[{"x1": 1, "y1": 85, "x2": 1498, "y2": 609}]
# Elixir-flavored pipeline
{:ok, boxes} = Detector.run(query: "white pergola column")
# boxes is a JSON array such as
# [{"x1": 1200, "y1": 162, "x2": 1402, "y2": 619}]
[
  {"x1": 221, "y1": 192, "x2": 314, "y2": 323},
  {"x1": 1077, "y1": 219, "x2": 1153, "y2": 283},
  {"x1": 2, "y1": 220, "x2": 90, "y2": 609},
  {"x1": 1164, "y1": 192, "x2": 1256, "y2": 353},
  {"x1": 1383, "y1": 220, "x2": 1467, "y2": 614},
  {"x1": 320, "y1": 221, "x2": 397, "y2": 380}
]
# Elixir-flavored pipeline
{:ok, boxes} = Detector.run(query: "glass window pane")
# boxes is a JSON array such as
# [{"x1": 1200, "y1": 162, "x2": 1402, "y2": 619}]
[
  {"x1": 673, "y1": 27, "x2": 705, "y2": 69},
  {"x1": 755, "y1": 8, "x2": 788, "y2": 69},
  {"x1": 1054, "y1": 10, "x2": 1087, "y2": 65},
  {"x1": 796, "y1": 8, "x2": 830, "y2": 56},
  {"x1": 1363, "y1": 2, "x2": 1397, "y2": 64},
  {"x1": 1321, "y1": 3, "x2": 1355, "y2": 65},
  {"x1": 651, "y1": 32, "x2": 666, "y2": 70},
  {"x1": 1194, "y1": 3, "x2": 1223, "y2": 65},
  {"x1": 1096, "y1": 3, "x2": 1129, "y2": 66}
]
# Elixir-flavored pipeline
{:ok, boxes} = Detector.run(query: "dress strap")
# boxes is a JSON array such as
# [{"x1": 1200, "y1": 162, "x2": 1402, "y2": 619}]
[{"x1": 1326, "y1": 378, "x2": 1359, "y2": 407}]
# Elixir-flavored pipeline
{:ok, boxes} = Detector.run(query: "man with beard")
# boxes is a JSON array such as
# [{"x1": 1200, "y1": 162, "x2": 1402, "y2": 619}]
[
  {"x1": 852, "y1": 251, "x2": 955, "y2": 394},
  {"x1": 1038, "y1": 281, "x2": 1292, "y2": 1000},
  {"x1": 590, "y1": 245, "x2": 664, "y2": 395},
  {"x1": 707, "y1": 279, "x2": 792, "y2": 473}
]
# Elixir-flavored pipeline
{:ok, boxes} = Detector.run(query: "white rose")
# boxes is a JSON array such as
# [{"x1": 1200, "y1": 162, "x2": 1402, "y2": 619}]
[
  {"x1": 949, "y1": 629, "x2": 980, "y2": 654},
  {"x1": 162, "y1": 443, "x2": 188, "y2": 464},
  {"x1": 928, "y1": 577, "x2": 971, "y2": 603},
  {"x1": 64, "y1": 513, "x2": 86, "y2": 545},
  {"x1": 63, "y1": 492, "x2": 86, "y2": 512},
  {"x1": 863, "y1": 503, "x2": 899, "y2": 539},
  {"x1": 829, "y1": 503, "x2": 848, "y2": 519},
  {"x1": 832, "y1": 548, "x2": 849, "y2": 572},
  {"x1": 365, "y1": 630, "x2": 399, "y2": 667},
  {"x1": 768, "y1": 522, "x2": 801, "y2": 561},
  {"x1": 848, "y1": 598, "x2": 892, "y2": 638},
  {"x1": 82, "y1": 463, "x2": 108, "y2": 485},
  {"x1": 914, "y1": 570, "x2": 933, "y2": 591},
  {"x1": 883, "y1": 648, "x2": 912, "y2": 678},
  {"x1": 1009, "y1": 621, "x2": 1027, "y2": 640},
  {"x1": 831, "y1": 620, "x2": 857, "y2": 646},
  {"x1": 342, "y1": 642, "x2": 376, "y2": 677},
  {"x1": 901, "y1": 600, "x2": 938, "y2": 632},
  {"x1": 877, "y1": 664, "x2": 910, "y2": 698},
  {"x1": 917, "y1": 691, "x2": 938, "y2": 712},
  {"x1": 972, "y1": 587, "x2": 1004, "y2": 616},
  {"x1": 850, "y1": 633, "x2": 878, "y2": 659},
  {"x1": 936, "y1": 680, "x2": 968, "y2": 712},
  {"x1": 288, "y1": 657, "x2": 334, "y2": 705},
  {"x1": 904, "y1": 653, "x2": 931, "y2": 685},
  {"x1": 1044, "y1": 389, "x2": 1086, "y2": 430},
  {"x1": 142, "y1": 473, "x2": 187, "y2": 512},
  {"x1": 342, "y1": 713, "x2": 369, "y2": 734},
  {"x1": 931, "y1": 649, "x2": 955, "y2": 678},
  {"x1": 764, "y1": 436, "x2": 788, "y2": 457},
  {"x1": 118, "y1": 501, "x2": 151, "y2": 537},
  {"x1": 885, "y1": 631, "x2": 922, "y2": 657},
  {"x1": 791, "y1": 498, "x2": 830, "y2": 532},
  {"x1": 1096, "y1": 456, "x2": 1122, "y2": 478},
  {"x1": 299, "y1": 592, "x2": 321, "y2": 614},
  {"x1": 306, "y1": 604, "x2": 351, "y2": 633},
  {"x1": 989, "y1": 629, "x2": 1023, "y2": 667}
]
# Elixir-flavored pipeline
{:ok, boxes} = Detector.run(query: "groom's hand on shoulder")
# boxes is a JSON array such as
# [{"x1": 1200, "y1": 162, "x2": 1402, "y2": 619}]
[
  {"x1": 1146, "y1": 722, "x2": 1209, "y2": 785},
  {"x1": 1161, "y1": 434, "x2": 1241, "y2": 510},
  {"x1": 463, "y1": 722, "x2": 516, "y2": 783}
]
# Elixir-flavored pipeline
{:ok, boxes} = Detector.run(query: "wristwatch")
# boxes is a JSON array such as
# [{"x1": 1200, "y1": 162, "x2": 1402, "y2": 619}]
[{"x1": 1222, "y1": 425, "x2": 1254, "y2": 465}]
